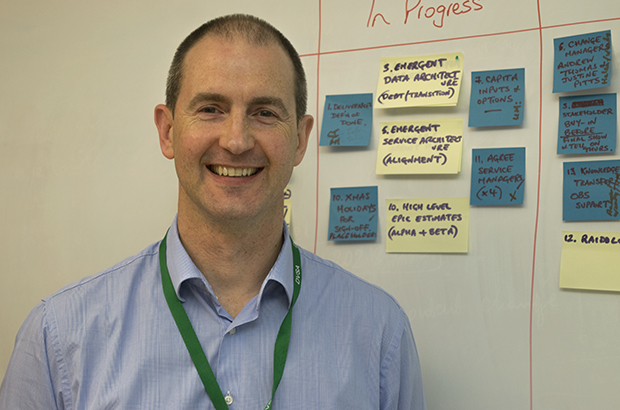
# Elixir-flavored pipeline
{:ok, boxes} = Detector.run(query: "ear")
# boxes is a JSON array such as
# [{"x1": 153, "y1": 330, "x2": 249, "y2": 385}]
[
  {"x1": 154, "y1": 104, "x2": 175, "y2": 160},
  {"x1": 293, "y1": 114, "x2": 314, "y2": 166}
]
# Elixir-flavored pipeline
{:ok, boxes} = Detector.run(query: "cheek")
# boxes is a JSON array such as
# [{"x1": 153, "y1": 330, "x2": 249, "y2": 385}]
[
  {"x1": 260, "y1": 127, "x2": 297, "y2": 161},
  {"x1": 271, "y1": 141, "x2": 298, "y2": 167},
  {"x1": 173, "y1": 130, "x2": 207, "y2": 160}
]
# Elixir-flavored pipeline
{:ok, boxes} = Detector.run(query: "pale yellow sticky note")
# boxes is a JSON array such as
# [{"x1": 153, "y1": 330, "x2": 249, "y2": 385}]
[
  {"x1": 284, "y1": 186, "x2": 292, "y2": 226},
  {"x1": 386, "y1": 197, "x2": 469, "y2": 253},
  {"x1": 560, "y1": 231, "x2": 620, "y2": 292},
  {"x1": 376, "y1": 52, "x2": 463, "y2": 108},
  {"x1": 376, "y1": 118, "x2": 463, "y2": 175}
]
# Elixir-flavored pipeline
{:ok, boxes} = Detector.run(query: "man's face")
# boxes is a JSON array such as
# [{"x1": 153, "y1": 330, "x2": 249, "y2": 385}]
[{"x1": 156, "y1": 35, "x2": 312, "y2": 225}]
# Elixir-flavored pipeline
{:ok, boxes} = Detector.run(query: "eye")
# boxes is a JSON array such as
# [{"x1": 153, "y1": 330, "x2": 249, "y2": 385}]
[
  {"x1": 258, "y1": 110, "x2": 276, "y2": 118},
  {"x1": 253, "y1": 109, "x2": 279, "y2": 124},
  {"x1": 199, "y1": 106, "x2": 220, "y2": 114}
]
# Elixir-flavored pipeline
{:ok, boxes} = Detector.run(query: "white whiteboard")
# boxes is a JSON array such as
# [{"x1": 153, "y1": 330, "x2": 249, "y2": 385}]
[{"x1": 1, "y1": 1, "x2": 620, "y2": 409}]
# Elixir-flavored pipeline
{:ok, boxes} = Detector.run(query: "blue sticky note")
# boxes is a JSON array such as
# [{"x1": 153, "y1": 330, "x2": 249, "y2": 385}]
[
  {"x1": 553, "y1": 30, "x2": 612, "y2": 93},
  {"x1": 320, "y1": 94, "x2": 373, "y2": 146},
  {"x1": 558, "y1": 93, "x2": 617, "y2": 155},
  {"x1": 470, "y1": 147, "x2": 525, "y2": 205},
  {"x1": 563, "y1": 159, "x2": 620, "y2": 221},
  {"x1": 469, "y1": 68, "x2": 525, "y2": 127},
  {"x1": 328, "y1": 186, "x2": 378, "y2": 241}
]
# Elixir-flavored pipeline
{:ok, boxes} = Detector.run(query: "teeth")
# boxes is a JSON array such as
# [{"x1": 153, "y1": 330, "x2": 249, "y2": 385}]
[{"x1": 213, "y1": 166, "x2": 258, "y2": 177}]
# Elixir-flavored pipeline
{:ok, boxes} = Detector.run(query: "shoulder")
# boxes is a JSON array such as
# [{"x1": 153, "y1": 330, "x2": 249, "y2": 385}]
[
  {"x1": 1, "y1": 241, "x2": 165, "y2": 408},
  {"x1": 35, "y1": 241, "x2": 163, "y2": 332},
  {"x1": 45, "y1": 241, "x2": 161, "y2": 303},
  {"x1": 29, "y1": 240, "x2": 164, "y2": 354},
  {"x1": 296, "y1": 246, "x2": 409, "y2": 324}
]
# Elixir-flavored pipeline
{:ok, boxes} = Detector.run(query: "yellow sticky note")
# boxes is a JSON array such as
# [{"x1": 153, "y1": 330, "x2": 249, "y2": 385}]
[
  {"x1": 386, "y1": 197, "x2": 469, "y2": 253},
  {"x1": 284, "y1": 186, "x2": 292, "y2": 226},
  {"x1": 560, "y1": 231, "x2": 620, "y2": 292},
  {"x1": 376, "y1": 52, "x2": 463, "y2": 108},
  {"x1": 376, "y1": 118, "x2": 463, "y2": 175}
]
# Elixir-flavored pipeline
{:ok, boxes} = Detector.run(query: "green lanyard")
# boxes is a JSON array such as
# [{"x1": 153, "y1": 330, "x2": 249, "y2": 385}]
[{"x1": 159, "y1": 233, "x2": 302, "y2": 410}]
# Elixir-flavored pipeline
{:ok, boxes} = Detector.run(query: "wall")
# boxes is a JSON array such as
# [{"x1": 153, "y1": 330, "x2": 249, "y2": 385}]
[{"x1": 1, "y1": 1, "x2": 619, "y2": 409}]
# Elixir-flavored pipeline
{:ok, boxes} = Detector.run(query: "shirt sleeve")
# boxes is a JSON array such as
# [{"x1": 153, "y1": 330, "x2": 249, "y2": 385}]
[
  {"x1": 379, "y1": 312, "x2": 426, "y2": 410},
  {"x1": 0, "y1": 301, "x2": 65, "y2": 410}
]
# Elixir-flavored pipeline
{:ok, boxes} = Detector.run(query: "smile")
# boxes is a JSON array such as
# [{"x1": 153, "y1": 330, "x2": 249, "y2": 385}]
[{"x1": 209, "y1": 165, "x2": 259, "y2": 177}]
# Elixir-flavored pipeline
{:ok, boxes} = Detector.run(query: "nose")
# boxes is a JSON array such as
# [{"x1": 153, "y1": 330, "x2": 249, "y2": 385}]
[{"x1": 220, "y1": 111, "x2": 255, "y2": 155}]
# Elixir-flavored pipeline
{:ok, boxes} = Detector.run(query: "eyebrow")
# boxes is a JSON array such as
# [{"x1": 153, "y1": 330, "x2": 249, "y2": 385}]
[
  {"x1": 187, "y1": 93, "x2": 291, "y2": 119},
  {"x1": 187, "y1": 93, "x2": 231, "y2": 111}
]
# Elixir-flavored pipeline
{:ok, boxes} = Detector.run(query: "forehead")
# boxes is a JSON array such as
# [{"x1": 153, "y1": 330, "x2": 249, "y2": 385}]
[{"x1": 179, "y1": 34, "x2": 295, "y2": 104}]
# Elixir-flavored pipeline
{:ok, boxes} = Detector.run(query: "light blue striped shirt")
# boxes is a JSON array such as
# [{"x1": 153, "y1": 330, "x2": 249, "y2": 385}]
[{"x1": 1, "y1": 217, "x2": 425, "y2": 409}]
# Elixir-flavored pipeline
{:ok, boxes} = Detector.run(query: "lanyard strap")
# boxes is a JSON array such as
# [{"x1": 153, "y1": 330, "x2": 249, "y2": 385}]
[{"x1": 159, "y1": 233, "x2": 302, "y2": 410}]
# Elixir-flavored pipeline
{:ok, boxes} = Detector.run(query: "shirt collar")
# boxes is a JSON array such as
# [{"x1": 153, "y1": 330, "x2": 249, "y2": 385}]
[{"x1": 165, "y1": 216, "x2": 295, "y2": 308}]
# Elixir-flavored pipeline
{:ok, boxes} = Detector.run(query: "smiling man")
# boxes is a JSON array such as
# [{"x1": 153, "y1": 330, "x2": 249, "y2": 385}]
[
  {"x1": 1, "y1": 14, "x2": 426, "y2": 410},
  {"x1": 154, "y1": 21, "x2": 313, "y2": 319}
]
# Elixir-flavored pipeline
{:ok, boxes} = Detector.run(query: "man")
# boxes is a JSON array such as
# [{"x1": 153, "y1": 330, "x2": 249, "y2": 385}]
[{"x1": 0, "y1": 14, "x2": 425, "y2": 409}]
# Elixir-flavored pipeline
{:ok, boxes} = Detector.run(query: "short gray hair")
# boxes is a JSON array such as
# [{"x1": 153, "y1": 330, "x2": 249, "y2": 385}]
[{"x1": 165, "y1": 14, "x2": 308, "y2": 123}]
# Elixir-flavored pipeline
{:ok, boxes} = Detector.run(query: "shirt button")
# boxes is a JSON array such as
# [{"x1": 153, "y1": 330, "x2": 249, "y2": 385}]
[
  {"x1": 229, "y1": 328, "x2": 236, "y2": 335},
  {"x1": 225, "y1": 392, "x2": 233, "y2": 405}
]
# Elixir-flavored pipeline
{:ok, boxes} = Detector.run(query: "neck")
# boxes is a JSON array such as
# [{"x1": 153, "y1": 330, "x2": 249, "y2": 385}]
[{"x1": 176, "y1": 209, "x2": 284, "y2": 318}]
